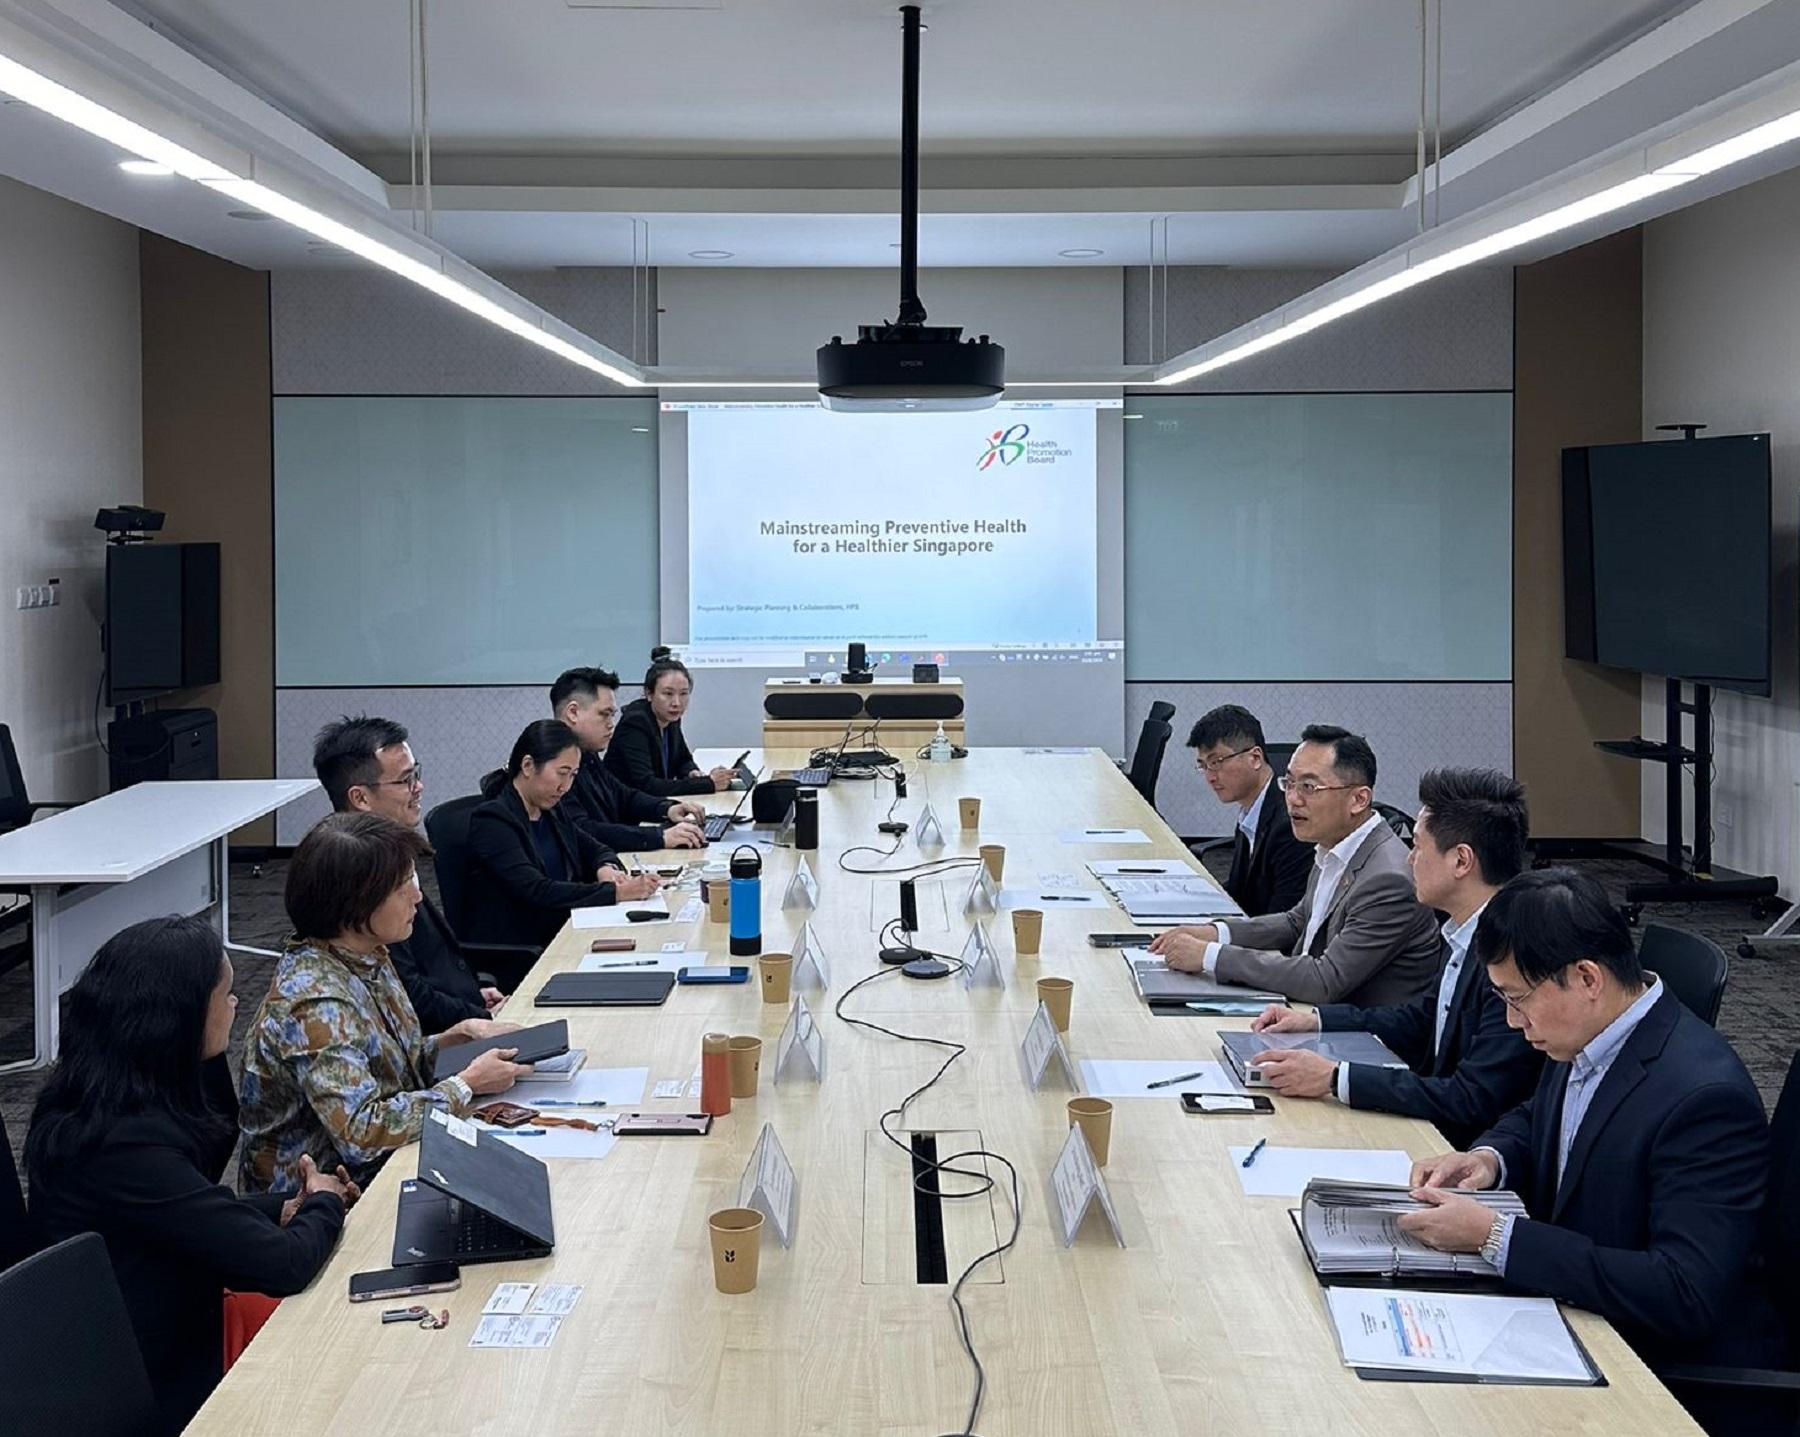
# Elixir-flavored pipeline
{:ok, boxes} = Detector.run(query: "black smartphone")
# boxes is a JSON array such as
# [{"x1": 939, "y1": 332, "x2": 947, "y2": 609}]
[
  {"x1": 676, "y1": 965, "x2": 750, "y2": 984},
  {"x1": 1180, "y1": 1092, "x2": 1274, "y2": 1115},
  {"x1": 348, "y1": 1261, "x2": 461, "y2": 1302},
  {"x1": 1087, "y1": 932, "x2": 1153, "y2": 948}
]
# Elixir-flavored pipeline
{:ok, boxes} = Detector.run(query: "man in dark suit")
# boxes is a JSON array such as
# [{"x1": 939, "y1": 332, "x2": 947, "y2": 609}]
[
  {"x1": 313, "y1": 715, "x2": 503, "y2": 1031},
  {"x1": 1245, "y1": 767, "x2": 1542, "y2": 1149},
  {"x1": 1151, "y1": 725, "x2": 1441, "y2": 1007},
  {"x1": 1187, "y1": 704, "x2": 1311, "y2": 916},
  {"x1": 1400, "y1": 868, "x2": 1782, "y2": 1388},
  {"x1": 550, "y1": 667, "x2": 707, "y2": 852}
]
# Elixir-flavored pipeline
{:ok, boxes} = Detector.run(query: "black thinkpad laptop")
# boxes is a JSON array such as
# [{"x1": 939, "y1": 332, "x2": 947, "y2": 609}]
[
  {"x1": 393, "y1": 1116, "x2": 555, "y2": 1267},
  {"x1": 534, "y1": 971, "x2": 677, "y2": 1007}
]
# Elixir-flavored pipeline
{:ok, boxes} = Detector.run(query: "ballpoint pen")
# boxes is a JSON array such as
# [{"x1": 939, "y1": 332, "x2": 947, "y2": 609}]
[
  {"x1": 1038, "y1": 894, "x2": 1086, "y2": 902},
  {"x1": 504, "y1": 1128, "x2": 549, "y2": 1136},
  {"x1": 1241, "y1": 1137, "x2": 1269, "y2": 1168},
  {"x1": 528, "y1": 1099, "x2": 608, "y2": 1107},
  {"x1": 592, "y1": 959, "x2": 657, "y2": 968},
  {"x1": 1146, "y1": 1069, "x2": 1209, "y2": 1089}
]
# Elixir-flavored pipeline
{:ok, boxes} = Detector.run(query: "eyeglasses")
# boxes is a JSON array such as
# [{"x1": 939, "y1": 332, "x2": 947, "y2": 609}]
[
  {"x1": 1276, "y1": 775, "x2": 1356, "y2": 798},
  {"x1": 363, "y1": 765, "x2": 423, "y2": 792},
  {"x1": 1195, "y1": 745, "x2": 1255, "y2": 774},
  {"x1": 1492, "y1": 978, "x2": 1544, "y2": 1013}
]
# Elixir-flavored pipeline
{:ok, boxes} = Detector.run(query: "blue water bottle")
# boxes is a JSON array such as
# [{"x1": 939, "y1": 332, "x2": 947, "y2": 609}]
[{"x1": 729, "y1": 845, "x2": 763, "y2": 957}]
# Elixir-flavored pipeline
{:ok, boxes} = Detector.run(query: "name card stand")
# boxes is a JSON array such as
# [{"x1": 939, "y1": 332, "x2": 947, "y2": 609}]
[
  {"x1": 914, "y1": 803, "x2": 946, "y2": 850},
  {"x1": 792, "y1": 921, "x2": 829, "y2": 989},
  {"x1": 1019, "y1": 1001, "x2": 1078, "y2": 1091},
  {"x1": 1050, "y1": 1122, "x2": 1126, "y2": 1248},
  {"x1": 959, "y1": 923, "x2": 1004, "y2": 989},
  {"x1": 963, "y1": 866, "x2": 999, "y2": 916},
  {"x1": 772, "y1": 995, "x2": 824, "y2": 1084},
  {"x1": 738, "y1": 1122, "x2": 799, "y2": 1248},
  {"x1": 783, "y1": 856, "x2": 820, "y2": 912}
]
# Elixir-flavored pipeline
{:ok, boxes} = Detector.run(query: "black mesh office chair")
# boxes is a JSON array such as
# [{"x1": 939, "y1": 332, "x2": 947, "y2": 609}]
[
  {"x1": 1123, "y1": 708, "x2": 1174, "y2": 806},
  {"x1": 422, "y1": 796, "x2": 541, "y2": 981},
  {"x1": 1373, "y1": 802, "x2": 1416, "y2": 848},
  {"x1": 1639, "y1": 923, "x2": 1730, "y2": 1027},
  {"x1": 0, "y1": 1232, "x2": 157, "y2": 1434},
  {"x1": 0, "y1": 1111, "x2": 32, "y2": 1273},
  {"x1": 0, "y1": 723, "x2": 79, "y2": 837}
]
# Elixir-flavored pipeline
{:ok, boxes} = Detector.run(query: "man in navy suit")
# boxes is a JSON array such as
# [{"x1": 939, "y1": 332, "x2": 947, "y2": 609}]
[
  {"x1": 1187, "y1": 705, "x2": 1312, "y2": 917},
  {"x1": 1400, "y1": 868, "x2": 1781, "y2": 1387},
  {"x1": 1245, "y1": 767, "x2": 1542, "y2": 1149}
]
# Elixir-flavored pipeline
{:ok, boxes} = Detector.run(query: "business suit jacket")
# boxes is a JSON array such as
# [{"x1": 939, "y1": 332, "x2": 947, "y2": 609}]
[
  {"x1": 1214, "y1": 821, "x2": 1441, "y2": 1007},
  {"x1": 1476, "y1": 988, "x2": 1783, "y2": 1371},
  {"x1": 1223, "y1": 783, "x2": 1314, "y2": 917},
  {"x1": 604, "y1": 697, "x2": 714, "y2": 797},
  {"x1": 465, "y1": 783, "x2": 622, "y2": 949},
  {"x1": 388, "y1": 896, "x2": 488, "y2": 1035},
  {"x1": 568, "y1": 748, "x2": 672, "y2": 852},
  {"x1": 28, "y1": 1055, "x2": 344, "y2": 1435},
  {"x1": 1317, "y1": 933, "x2": 1542, "y2": 1149}
]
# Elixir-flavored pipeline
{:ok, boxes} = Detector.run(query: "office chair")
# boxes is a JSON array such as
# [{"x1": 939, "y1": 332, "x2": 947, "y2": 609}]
[
  {"x1": 1638, "y1": 923, "x2": 1730, "y2": 1027},
  {"x1": 422, "y1": 796, "x2": 541, "y2": 983},
  {"x1": 0, "y1": 724, "x2": 80, "y2": 837},
  {"x1": 0, "y1": 1110, "x2": 32, "y2": 1272},
  {"x1": 1373, "y1": 802, "x2": 1416, "y2": 848},
  {"x1": 1123, "y1": 711, "x2": 1173, "y2": 806},
  {"x1": 0, "y1": 1232, "x2": 157, "y2": 1435},
  {"x1": 1660, "y1": 1048, "x2": 1800, "y2": 1428}
]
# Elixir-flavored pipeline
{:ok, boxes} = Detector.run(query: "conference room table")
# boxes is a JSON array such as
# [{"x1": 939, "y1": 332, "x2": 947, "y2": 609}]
[{"x1": 189, "y1": 749, "x2": 1698, "y2": 1436}]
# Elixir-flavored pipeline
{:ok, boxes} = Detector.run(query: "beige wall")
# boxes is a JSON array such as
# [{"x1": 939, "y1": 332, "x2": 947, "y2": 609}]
[
  {"x1": 1512, "y1": 229, "x2": 1644, "y2": 839},
  {"x1": 139, "y1": 233, "x2": 274, "y2": 843}
]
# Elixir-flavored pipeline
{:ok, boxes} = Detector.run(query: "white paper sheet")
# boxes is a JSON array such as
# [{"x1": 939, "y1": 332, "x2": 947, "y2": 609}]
[
  {"x1": 577, "y1": 951, "x2": 691, "y2": 974},
  {"x1": 497, "y1": 1066, "x2": 648, "y2": 1108},
  {"x1": 469, "y1": 1313, "x2": 562, "y2": 1349},
  {"x1": 571, "y1": 894, "x2": 670, "y2": 928},
  {"x1": 1087, "y1": 859, "x2": 1190, "y2": 877},
  {"x1": 530, "y1": 1284, "x2": 584, "y2": 1317},
  {"x1": 1324, "y1": 1288, "x2": 1597, "y2": 1383},
  {"x1": 482, "y1": 1282, "x2": 535, "y2": 1315},
  {"x1": 1058, "y1": 827, "x2": 1152, "y2": 844},
  {"x1": 1077, "y1": 1058, "x2": 1239, "y2": 1098},
  {"x1": 997, "y1": 887, "x2": 1109, "y2": 910},
  {"x1": 1229, "y1": 1146, "x2": 1413, "y2": 1198},
  {"x1": 490, "y1": 1126, "x2": 619, "y2": 1161}
]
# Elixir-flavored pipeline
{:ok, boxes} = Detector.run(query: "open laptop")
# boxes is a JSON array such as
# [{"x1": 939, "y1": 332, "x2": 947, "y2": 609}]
[
  {"x1": 704, "y1": 769, "x2": 759, "y2": 843},
  {"x1": 534, "y1": 970, "x2": 677, "y2": 1007},
  {"x1": 392, "y1": 1115, "x2": 555, "y2": 1267}
]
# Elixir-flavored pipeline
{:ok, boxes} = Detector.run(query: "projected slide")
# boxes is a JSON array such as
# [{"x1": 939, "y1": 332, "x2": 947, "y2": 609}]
[{"x1": 680, "y1": 402, "x2": 1107, "y2": 655}]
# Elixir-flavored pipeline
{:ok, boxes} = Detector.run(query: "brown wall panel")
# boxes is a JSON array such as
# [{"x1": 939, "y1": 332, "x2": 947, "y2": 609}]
[
  {"x1": 139, "y1": 232, "x2": 274, "y2": 844},
  {"x1": 1513, "y1": 230, "x2": 1644, "y2": 838}
]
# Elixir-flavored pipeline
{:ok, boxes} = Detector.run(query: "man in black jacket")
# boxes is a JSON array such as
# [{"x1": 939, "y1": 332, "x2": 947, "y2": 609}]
[
  {"x1": 1187, "y1": 705, "x2": 1311, "y2": 917},
  {"x1": 1246, "y1": 767, "x2": 1542, "y2": 1149},
  {"x1": 550, "y1": 667, "x2": 707, "y2": 851},
  {"x1": 313, "y1": 715, "x2": 502, "y2": 1032},
  {"x1": 1400, "y1": 868, "x2": 1783, "y2": 1396}
]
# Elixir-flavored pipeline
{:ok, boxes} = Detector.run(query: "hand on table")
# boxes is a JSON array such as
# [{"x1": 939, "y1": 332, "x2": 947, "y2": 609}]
[
  {"x1": 662, "y1": 821, "x2": 705, "y2": 849},
  {"x1": 667, "y1": 800, "x2": 707, "y2": 824},
  {"x1": 1249, "y1": 1048, "x2": 1336, "y2": 1099},
  {"x1": 602, "y1": 869, "x2": 662, "y2": 901},
  {"x1": 1155, "y1": 932, "x2": 1212, "y2": 973},
  {"x1": 1148, "y1": 924, "x2": 1217, "y2": 957},
  {"x1": 1251, "y1": 1004, "x2": 1319, "y2": 1033},
  {"x1": 1409, "y1": 1149, "x2": 1500, "y2": 1191}
]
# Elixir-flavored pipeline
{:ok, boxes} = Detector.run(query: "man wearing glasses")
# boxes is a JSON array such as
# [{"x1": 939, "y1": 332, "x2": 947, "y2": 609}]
[
  {"x1": 1186, "y1": 704, "x2": 1311, "y2": 916},
  {"x1": 313, "y1": 715, "x2": 506, "y2": 1030},
  {"x1": 1398, "y1": 868, "x2": 1780, "y2": 1405},
  {"x1": 1149, "y1": 723, "x2": 1439, "y2": 1006}
]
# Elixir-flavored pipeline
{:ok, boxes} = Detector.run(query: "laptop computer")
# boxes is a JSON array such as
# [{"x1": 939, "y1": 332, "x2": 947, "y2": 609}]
[
  {"x1": 392, "y1": 1115, "x2": 555, "y2": 1267},
  {"x1": 704, "y1": 770, "x2": 758, "y2": 843},
  {"x1": 1129, "y1": 959, "x2": 1281, "y2": 1007},
  {"x1": 431, "y1": 1019, "x2": 570, "y2": 1082},
  {"x1": 1218, "y1": 1028, "x2": 1408, "y2": 1087},
  {"x1": 534, "y1": 970, "x2": 677, "y2": 1007}
]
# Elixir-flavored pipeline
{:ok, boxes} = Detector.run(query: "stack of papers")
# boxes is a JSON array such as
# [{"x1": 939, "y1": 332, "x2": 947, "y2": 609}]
[
  {"x1": 1299, "y1": 1180, "x2": 1527, "y2": 1279},
  {"x1": 1098, "y1": 874, "x2": 1238, "y2": 921},
  {"x1": 1324, "y1": 1287, "x2": 1602, "y2": 1385}
]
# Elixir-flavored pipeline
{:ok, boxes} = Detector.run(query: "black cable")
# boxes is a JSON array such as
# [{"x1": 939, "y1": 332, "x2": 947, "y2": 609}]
[{"x1": 833, "y1": 928, "x2": 1024, "y2": 1437}]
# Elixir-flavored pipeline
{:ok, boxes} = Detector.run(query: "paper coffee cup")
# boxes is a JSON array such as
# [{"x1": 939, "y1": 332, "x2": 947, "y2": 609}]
[
  {"x1": 759, "y1": 953, "x2": 793, "y2": 1005},
  {"x1": 708, "y1": 1207, "x2": 764, "y2": 1294},
  {"x1": 705, "y1": 880, "x2": 730, "y2": 923},
  {"x1": 728, "y1": 1035, "x2": 762, "y2": 1098},
  {"x1": 958, "y1": 797, "x2": 981, "y2": 828},
  {"x1": 980, "y1": 844, "x2": 1005, "y2": 883},
  {"x1": 1011, "y1": 908, "x2": 1044, "y2": 956},
  {"x1": 1068, "y1": 1097, "x2": 1114, "y2": 1167},
  {"x1": 1037, "y1": 976, "x2": 1073, "y2": 1032}
]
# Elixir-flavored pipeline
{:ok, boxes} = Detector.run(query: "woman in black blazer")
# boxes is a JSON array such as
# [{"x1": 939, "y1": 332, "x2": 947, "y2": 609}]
[
  {"x1": 467, "y1": 719, "x2": 665, "y2": 949},
  {"x1": 27, "y1": 915, "x2": 354, "y2": 1436},
  {"x1": 604, "y1": 653, "x2": 734, "y2": 798}
]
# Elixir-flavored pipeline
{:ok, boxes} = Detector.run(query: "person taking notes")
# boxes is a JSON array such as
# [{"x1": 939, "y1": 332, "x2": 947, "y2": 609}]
[
  {"x1": 604, "y1": 650, "x2": 735, "y2": 796},
  {"x1": 550, "y1": 666, "x2": 707, "y2": 850},
  {"x1": 1188, "y1": 704, "x2": 1311, "y2": 916},
  {"x1": 1150, "y1": 725, "x2": 1440, "y2": 1006},
  {"x1": 1399, "y1": 868, "x2": 1782, "y2": 1402},
  {"x1": 1248, "y1": 768, "x2": 1542, "y2": 1148}
]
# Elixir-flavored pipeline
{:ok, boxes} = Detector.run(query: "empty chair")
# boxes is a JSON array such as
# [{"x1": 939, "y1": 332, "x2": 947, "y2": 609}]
[
  {"x1": 1123, "y1": 708, "x2": 1174, "y2": 805},
  {"x1": 1639, "y1": 923, "x2": 1730, "y2": 1027},
  {"x1": 0, "y1": 1232, "x2": 157, "y2": 1435},
  {"x1": 0, "y1": 722, "x2": 79, "y2": 837}
]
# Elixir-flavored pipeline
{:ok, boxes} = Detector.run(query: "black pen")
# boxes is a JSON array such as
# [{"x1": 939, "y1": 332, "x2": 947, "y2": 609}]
[
  {"x1": 1038, "y1": 894, "x2": 1086, "y2": 902},
  {"x1": 1116, "y1": 866, "x2": 1169, "y2": 874},
  {"x1": 1146, "y1": 1069, "x2": 1209, "y2": 1089}
]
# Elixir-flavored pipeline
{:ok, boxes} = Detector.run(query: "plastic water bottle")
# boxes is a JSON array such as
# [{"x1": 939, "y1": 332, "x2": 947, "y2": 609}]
[
  {"x1": 928, "y1": 722, "x2": 952, "y2": 763},
  {"x1": 729, "y1": 845, "x2": 763, "y2": 957}
]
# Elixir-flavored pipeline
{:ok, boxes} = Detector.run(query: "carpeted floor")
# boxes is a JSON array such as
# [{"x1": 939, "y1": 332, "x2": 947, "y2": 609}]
[{"x1": 3, "y1": 852, "x2": 1796, "y2": 1188}]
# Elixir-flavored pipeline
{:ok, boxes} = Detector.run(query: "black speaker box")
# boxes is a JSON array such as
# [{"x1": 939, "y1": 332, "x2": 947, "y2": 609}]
[
  {"x1": 764, "y1": 690, "x2": 865, "y2": 720},
  {"x1": 864, "y1": 691, "x2": 964, "y2": 722}
]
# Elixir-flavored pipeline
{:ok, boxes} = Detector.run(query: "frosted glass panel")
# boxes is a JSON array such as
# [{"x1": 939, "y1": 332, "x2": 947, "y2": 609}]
[
  {"x1": 1123, "y1": 393, "x2": 1511, "y2": 681},
  {"x1": 275, "y1": 397, "x2": 659, "y2": 685}
]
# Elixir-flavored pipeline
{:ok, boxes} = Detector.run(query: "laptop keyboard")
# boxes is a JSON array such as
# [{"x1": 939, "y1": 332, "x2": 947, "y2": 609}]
[
  {"x1": 791, "y1": 767, "x2": 832, "y2": 786},
  {"x1": 702, "y1": 814, "x2": 735, "y2": 842},
  {"x1": 450, "y1": 1202, "x2": 517, "y2": 1256}
]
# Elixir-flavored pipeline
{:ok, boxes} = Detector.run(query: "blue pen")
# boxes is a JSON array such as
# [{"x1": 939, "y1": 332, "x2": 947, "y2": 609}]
[
  {"x1": 528, "y1": 1099, "x2": 607, "y2": 1108},
  {"x1": 505, "y1": 1128, "x2": 549, "y2": 1136},
  {"x1": 1240, "y1": 1137, "x2": 1269, "y2": 1168}
]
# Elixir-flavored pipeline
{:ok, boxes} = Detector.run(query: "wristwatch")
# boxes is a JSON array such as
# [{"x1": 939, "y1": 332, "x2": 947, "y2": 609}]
[{"x1": 1479, "y1": 1214, "x2": 1507, "y2": 1268}]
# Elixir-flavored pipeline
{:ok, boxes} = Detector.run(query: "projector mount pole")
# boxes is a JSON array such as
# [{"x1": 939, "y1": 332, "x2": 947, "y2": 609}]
[{"x1": 896, "y1": 4, "x2": 925, "y2": 327}]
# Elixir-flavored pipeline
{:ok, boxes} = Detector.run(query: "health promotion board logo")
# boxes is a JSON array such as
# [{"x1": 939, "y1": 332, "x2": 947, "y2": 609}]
[{"x1": 977, "y1": 422, "x2": 1029, "y2": 470}]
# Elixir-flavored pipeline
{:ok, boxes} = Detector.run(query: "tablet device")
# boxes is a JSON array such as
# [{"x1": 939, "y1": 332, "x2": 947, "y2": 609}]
[{"x1": 430, "y1": 1020, "x2": 570, "y2": 1081}]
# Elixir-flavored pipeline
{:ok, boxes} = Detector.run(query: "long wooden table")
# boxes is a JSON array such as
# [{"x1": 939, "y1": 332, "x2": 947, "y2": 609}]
[{"x1": 189, "y1": 748, "x2": 1698, "y2": 1436}]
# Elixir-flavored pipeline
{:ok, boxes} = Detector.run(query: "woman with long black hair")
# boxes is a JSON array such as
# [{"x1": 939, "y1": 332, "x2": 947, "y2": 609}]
[{"x1": 27, "y1": 914, "x2": 353, "y2": 1435}]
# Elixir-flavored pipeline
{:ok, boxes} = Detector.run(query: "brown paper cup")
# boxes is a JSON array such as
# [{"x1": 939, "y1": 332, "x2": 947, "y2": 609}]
[
  {"x1": 1011, "y1": 908, "x2": 1044, "y2": 956},
  {"x1": 980, "y1": 844, "x2": 1005, "y2": 883},
  {"x1": 1068, "y1": 1097, "x2": 1114, "y2": 1167},
  {"x1": 759, "y1": 953, "x2": 793, "y2": 1005},
  {"x1": 727, "y1": 1035, "x2": 762, "y2": 1098},
  {"x1": 705, "y1": 879, "x2": 730, "y2": 923},
  {"x1": 958, "y1": 797, "x2": 981, "y2": 828},
  {"x1": 1037, "y1": 976, "x2": 1073, "y2": 1032},
  {"x1": 708, "y1": 1207, "x2": 764, "y2": 1294}
]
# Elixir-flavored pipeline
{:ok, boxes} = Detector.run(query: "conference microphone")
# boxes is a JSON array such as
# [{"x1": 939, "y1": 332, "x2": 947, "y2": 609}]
[{"x1": 899, "y1": 878, "x2": 918, "y2": 934}]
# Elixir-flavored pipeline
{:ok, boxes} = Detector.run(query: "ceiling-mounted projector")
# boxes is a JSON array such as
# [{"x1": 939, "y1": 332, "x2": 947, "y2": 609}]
[{"x1": 816, "y1": 5, "x2": 1005, "y2": 412}]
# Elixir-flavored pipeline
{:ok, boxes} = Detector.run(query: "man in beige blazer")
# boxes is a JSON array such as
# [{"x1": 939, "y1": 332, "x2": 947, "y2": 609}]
[{"x1": 1149, "y1": 724, "x2": 1441, "y2": 1007}]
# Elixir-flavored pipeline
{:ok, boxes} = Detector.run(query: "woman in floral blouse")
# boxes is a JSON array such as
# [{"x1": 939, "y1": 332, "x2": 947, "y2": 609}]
[{"x1": 238, "y1": 812, "x2": 531, "y2": 1192}]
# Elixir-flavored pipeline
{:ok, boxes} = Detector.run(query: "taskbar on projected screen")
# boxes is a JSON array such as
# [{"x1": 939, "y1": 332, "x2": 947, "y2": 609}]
[{"x1": 675, "y1": 642, "x2": 1123, "y2": 669}]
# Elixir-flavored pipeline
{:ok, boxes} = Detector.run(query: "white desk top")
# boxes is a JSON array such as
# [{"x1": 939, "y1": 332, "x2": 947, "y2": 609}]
[{"x1": 0, "y1": 779, "x2": 319, "y2": 884}]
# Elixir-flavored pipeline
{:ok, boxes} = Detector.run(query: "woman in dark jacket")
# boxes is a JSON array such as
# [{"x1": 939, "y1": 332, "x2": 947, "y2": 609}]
[
  {"x1": 27, "y1": 915, "x2": 354, "y2": 1435},
  {"x1": 467, "y1": 719, "x2": 664, "y2": 949},
  {"x1": 604, "y1": 652, "x2": 734, "y2": 797}
]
